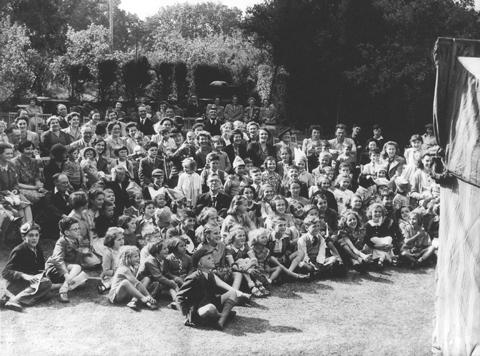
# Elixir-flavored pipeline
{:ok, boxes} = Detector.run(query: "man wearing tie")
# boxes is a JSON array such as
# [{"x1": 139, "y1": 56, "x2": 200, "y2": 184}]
[
  {"x1": 204, "y1": 106, "x2": 222, "y2": 136},
  {"x1": 224, "y1": 95, "x2": 244, "y2": 122},
  {"x1": 136, "y1": 105, "x2": 155, "y2": 136},
  {"x1": 195, "y1": 174, "x2": 232, "y2": 216}
]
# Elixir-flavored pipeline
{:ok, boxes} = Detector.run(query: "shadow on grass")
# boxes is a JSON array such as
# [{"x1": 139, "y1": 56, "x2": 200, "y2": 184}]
[
  {"x1": 273, "y1": 281, "x2": 333, "y2": 299},
  {"x1": 226, "y1": 315, "x2": 302, "y2": 336},
  {"x1": 326, "y1": 271, "x2": 394, "y2": 285}
]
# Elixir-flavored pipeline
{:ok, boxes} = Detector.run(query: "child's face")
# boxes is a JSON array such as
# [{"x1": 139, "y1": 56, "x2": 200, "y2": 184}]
[
  {"x1": 128, "y1": 127, "x2": 138, "y2": 137},
  {"x1": 183, "y1": 164, "x2": 194, "y2": 174},
  {"x1": 243, "y1": 188, "x2": 254, "y2": 201},
  {"x1": 105, "y1": 206, "x2": 115, "y2": 218},
  {"x1": 258, "y1": 233, "x2": 269, "y2": 246},
  {"x1": 307, "y1": 221, "x2": 320, "y2": 235},
  {"x1": 235, "y1": 165, "x2": 246, "y2": 176},
  {"x1": 368, "y1": 141, "x2": 377, "y2": 151},
  {"x1": 372, "y1": 207, "x2": 384, "y2": 222},
  {"x1": 297, "y1": 161, "x2": 306, "y2": 171},
  {"x1": 147, "y1": 147, "x2": 158, "y2": 159},
  {"x1": 291, "y1": 203, "x2": 303, "y2": 218},
  {"x1": 386, "y1": 145, "x2": 396, "y2": 157},
  {"x1": 288, "y1": 169, "x2": 299, "y2": 180},
  {"x1": 94, "y1": 194, "x2": 105, "y2": 210},
  {"x1": 209, "y1": 159, "x2": 219, "y2": 171},
  {"x1": 158, "y1": 243, "x2": 169, "y2": 257},
  {"x1": 131, "y1": 251, "x2": 140, "y2": 267},
  {"x1": 208, "y1": 229, "x2": 221, "y2": 245},
  {"x1": 153, "y1": 176, "x2": 164, "y2": 186},
  {"x1": 232, "y1": 134, "x2": 243, "y2": 145},
  {"x1": 377, "y1": 170, "x2": 387, "y2": 178},
  {"x1": 409, "y1": 214, "x2": 419, "y2": 227},
  {"x1": 198, "y1": 135, "x2": 209, "y2": 146},
  {"x1": 199, "y1": 254, "x2": 215, "y2": 269},
  {"x1": 233, "y1": 233, "x2": 246, "y2": 248},
  {"x1": 70, "y1": 150, "x2": 79, "y2": 160},
  {"x1": 245, "y1": 162, "x2": 253, "y2": 171},
  {"x1": 263, "y1": 188, "x2": 274, "y2": 201},
  {"x1": 316, "y1": 198, "x2": 327, "y2": 212},
  {"x1": 346, "y1": 214, "x2": 358, "y2": 229},
  {"x1": 290, "y1": 183, "x2": 301, "y2": 196},
  {"x1": 85, "y1": 150, "x2": 94, "y2": 160},
  {"x1": 24, "y1": 229, "x2": 40, "y2": 249},
  {"x1": 280, "y1": 151, "x2": 290, "y2": 161},
  {"x1": 144, "y1": 204, "x2": 155, "y2": 217},
  {"x1": 382, "y1": 196, "x2": 393, "y2": 209},
  {"x1": 274, "y1": 200, "x2": 286, "y2": 214},
  {"x1": 370, "y1": 152, "x2": 380, "y2": 163},
  {"x1": 207, "y1": 213, "x2": 219, "y2": 226},
  {"x1": 411, "y1": 140, "x2": 422, "y2": 149},
  {"x1": 186, "y1": 132, "x2": 195, "y2": 144},
  {"x1": 307, "y1": 209, "x2": 319, "y2": 218},
  {"x1": 274, "y1": 222, "x2": 287, "y2": 235},
  {"x1": 237, "y1": 200, "x2": 247, "y2": 213},
  {"x1": 319, "y1": 156, "x2": 330, "y2": 167},
  {"x1": 183, "y1": 217, "x2": 196, "y2": 231},
  {"x1": 339, "y1": 167, "x2": 350, "y2": 176},
  {"x1": 400, "y1": 207, "x2": 410, "y2": 220},
  {"x1": 134, "y1": 194, "x2": 143, "y2": 207},
  {"x1": 176, "y1": 240, "x2": 186, "y2": 255},
  {"x1": 104, "y1": 191, "x2": 115, "y2": 203},
  {"x1": 118, "y1": 149, "x2": 128, "y2": 159},
  {"x1": 351, "y1": 197, "x2": 362, "y2": 210},
  {"x1": 339, "y1": 178, "x2": 350, "y2": 190},
  {"x1": 154, "y1": 196, "x2": 167, "y2": 208},
  {"x1": 213, "y1": 140, "x2": 223, "y2": 150},
  {"x1": 312, "y1": 129, "x2": 320, "y2": 140},
  {"x1": 113, "y1": 234, "x2": 125, "y2": 249},
  {"x1": 0, "y1": 123, "x2": 6, "y2": 133},
  {"x1": 250, "y1": 171, "x2": 261, "y2": 183},
  {"x1": 266, "y1": 160, "x2": 276, "y2": 171},
  {"x1": 127, "y1": 220, "x2": 137, "y2": 232}
]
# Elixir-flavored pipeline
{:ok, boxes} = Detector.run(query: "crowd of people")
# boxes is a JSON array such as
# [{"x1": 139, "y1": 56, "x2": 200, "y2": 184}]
[{"x1": 0, "y1": 94, "x2": 441, "y2": 330}]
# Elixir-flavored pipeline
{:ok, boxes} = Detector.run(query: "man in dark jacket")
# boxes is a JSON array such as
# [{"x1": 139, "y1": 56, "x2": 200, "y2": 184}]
[
  {"x1": 136, "y1": 105, "x2": 155, "y2": 136},
  {"x1": 195, "y1": 174, "x2": 232, "y2": 216}
]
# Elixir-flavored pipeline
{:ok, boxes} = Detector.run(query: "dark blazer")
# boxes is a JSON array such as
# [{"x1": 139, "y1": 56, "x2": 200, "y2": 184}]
[
  {"x1": 105, "y1": 178, "x2": 131, "y2": 217},
  {"x1": 96, "y1": 156, "x2": 110, "y2": 174},
  {"x1": 225, "y1": 144, "x2": 248, "y2": 169},
  {"x1": 2, "y1": 241, "x2": 45, "y2": 282},
  {"x1": 40, "y1": 131, "x2": 73, "y2": 157},
  {"x1": 136, "y1": 118, "x2": 155, "y2": 136},
  {"x1": 138, "y1": 157, "x2": 164, "y2": 186},
  {"x1": 203, "y1": 119, "x2": 222, "y2": 136},
  {"x1": 36, "y1": 191, "x2": 72, "y2": 239},
  {"x1": 195, "y1": 191, "x2": 232, "y2": 215},
  {"x1": 43, "y1": 160, "x2": 64, "y2": 192},
  {"x1": 176, "y1": 270, "x2": 217, "y2": 322},
  {"x1": 246, "y1": 142, "x2": 276, "y2": 167}
]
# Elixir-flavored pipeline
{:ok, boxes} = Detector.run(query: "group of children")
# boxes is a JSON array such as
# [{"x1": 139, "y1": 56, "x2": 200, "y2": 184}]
[{"x1": 1, "y1": 103, "x2": 442, "y2": 329}]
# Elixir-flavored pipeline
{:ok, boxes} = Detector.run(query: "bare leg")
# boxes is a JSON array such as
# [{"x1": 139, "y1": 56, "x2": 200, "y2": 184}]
[
  {"x1": 231, "y1": 271, "x2": 243, "y2": 290},
  {"x1": 114, "y1": 280, "x2": 148, "y2": 303}
]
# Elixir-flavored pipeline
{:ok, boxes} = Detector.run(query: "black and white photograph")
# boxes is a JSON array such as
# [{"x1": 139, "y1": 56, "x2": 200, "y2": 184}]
[{"x1": 0, "y1": 0, "x2": 479, "y2": 355}]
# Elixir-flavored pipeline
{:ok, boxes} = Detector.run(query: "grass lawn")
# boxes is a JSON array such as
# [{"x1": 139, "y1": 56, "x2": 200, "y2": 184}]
[{"x1": 0, "y1": 240, "x2": 435, "y2": 356}]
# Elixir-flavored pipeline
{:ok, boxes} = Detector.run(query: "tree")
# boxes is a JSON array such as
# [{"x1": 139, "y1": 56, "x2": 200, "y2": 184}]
[
  {"x1": 243, "y1": 0, "x2": 480, "y2": 137},
  {"x1": 0, "y1": 19, "x2": 37, "y2": 102},
  {"x1": 98, "y1": 59, "x2": 119, "y2": 103},
  {"x1": 144, "y1": 2, "x2": 243, "y2": 48},
  {"x1": 122, "y1": 56, "x2": 153, "y2": 103}
]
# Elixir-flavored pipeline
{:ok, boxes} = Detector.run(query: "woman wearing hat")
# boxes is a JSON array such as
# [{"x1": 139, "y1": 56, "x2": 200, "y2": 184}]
[
  {"x1": 247, "y1": 128, "x2": 276, "y2": 167},
  {"x1": 110, "y1": 146, "x2": 134, "y2": 179},
  {"x1": 1, "y1": 223, "x2": 52, "y2": 311},
  {"x1": 80, "y1": 147, "x2": 101, "y2": 187}
]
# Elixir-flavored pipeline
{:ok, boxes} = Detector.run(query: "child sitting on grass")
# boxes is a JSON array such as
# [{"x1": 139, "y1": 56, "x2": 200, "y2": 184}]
[
  {"x1": 225, "y1": 226, "x2": 266, "y2": 297},
  {"x1": 364, "y1": 203, "x2": 397, "y2": 269},
  {"x1": 292, "y1": 216, "x2": 344, "y2": 278},
  {"x1": 45, "y1": 217, "x2": 89, "y2": 303},
  {"x1": 137, "y1": 240, "x2": 178, "y2": 309},
  {"x1": 108, "y1": 245, "x2": 157, "y2": 310},
  {"x1": 2, "y1": 223, "x2": 52, "y2": 312},
  {"x1": 94, "y1": 201, "x2": 116, "y2": 238},
  {"x1": 164, "y1": 237, "x2": 193, "y2": 286},
  {"x1": 335, "y1": 211, "x2": 370, "y2": 271},
  {"x1": 176, "y1": 247, "x2": 245, "y2": 330},
  {"x1": 98, "y1": 227, "x2": 125, "y2": 293},
  {"x1": 400, "y1": 212, "x2": 435, "y2": 267}
]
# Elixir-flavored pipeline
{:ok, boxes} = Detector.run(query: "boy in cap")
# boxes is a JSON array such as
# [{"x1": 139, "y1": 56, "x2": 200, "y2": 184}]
[
  {"x1": 224, "y1": 157, "x2": 248, "y2": 196},
  {"x1": 176, "y1": 247, "x2": 245, "y2": 330}
]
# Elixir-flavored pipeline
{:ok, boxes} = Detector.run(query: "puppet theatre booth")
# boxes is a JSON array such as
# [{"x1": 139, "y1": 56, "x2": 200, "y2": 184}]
[{"x1": 432, "y1": 37, "x2": 480, "y2": 355}]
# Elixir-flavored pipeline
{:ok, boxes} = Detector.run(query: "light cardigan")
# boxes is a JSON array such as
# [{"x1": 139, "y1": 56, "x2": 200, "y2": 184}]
[{"x1": 176, "y1": 172, "x2": 202, "y2": 206}]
